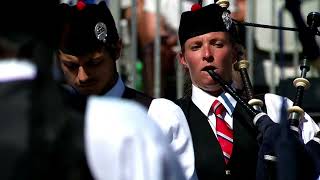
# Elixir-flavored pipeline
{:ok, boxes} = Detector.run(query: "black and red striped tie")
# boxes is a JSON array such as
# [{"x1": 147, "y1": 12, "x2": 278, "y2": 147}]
[{"x1": 211, "y1": 99, "x2": 233, "y2": 164}]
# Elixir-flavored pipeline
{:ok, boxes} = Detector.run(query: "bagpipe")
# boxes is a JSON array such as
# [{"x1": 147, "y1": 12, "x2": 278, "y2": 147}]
[{"x1": 207, "y1": 0, "x2": 320, "y2": 179}]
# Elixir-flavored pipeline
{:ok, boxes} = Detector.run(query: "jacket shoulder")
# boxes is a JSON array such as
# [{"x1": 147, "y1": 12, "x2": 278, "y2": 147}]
[{"x1": 123, "y1": 87, "x2": 154, "y2": 108}]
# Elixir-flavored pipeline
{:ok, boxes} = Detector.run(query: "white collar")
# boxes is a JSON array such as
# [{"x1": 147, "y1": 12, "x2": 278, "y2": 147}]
[
  {"x1": 191, "y1": 84, "x2": 237, "y2": 116},
  {"x1": 0, "y1": 59, "x2": 36, "y2": 82},
  {"x1": 102, "y1": 74, "x2": 125, "y2": 97}
]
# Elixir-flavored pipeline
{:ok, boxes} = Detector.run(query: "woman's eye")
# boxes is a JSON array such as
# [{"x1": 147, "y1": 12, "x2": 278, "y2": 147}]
[
  {"x1": 214, "y1": 42, "x2": 224, "y2": 48},
  {"x1": 190, "y1": 44, "x2": 201, "y2": 50}
]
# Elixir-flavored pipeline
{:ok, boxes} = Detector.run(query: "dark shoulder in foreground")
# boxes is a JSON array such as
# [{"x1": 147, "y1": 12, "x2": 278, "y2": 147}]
[{"x1": 123, "y1": 86, "x2": 154, "y2": 108}]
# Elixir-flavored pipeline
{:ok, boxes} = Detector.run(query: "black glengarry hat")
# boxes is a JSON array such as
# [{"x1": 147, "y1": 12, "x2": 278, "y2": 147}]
[
  {"x1": 58, "y1": 1, "x2": 119, "y2": 56},
  {"x1": 178, "y1": 3, "x2": 235, "y2": 46}
]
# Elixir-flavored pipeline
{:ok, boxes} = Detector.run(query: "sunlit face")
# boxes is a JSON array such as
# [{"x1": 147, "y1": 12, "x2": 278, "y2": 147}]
[
  {"x1": 179, "y1": 32, "x2": 236, "y2": 94},
  {"x1": 58, "y1": 48, "x2": 117, "y2": 95}
]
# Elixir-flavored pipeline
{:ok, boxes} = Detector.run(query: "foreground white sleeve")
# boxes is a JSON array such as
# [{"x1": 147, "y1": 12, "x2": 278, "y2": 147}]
[
  {"x1": 264, "y1": 93, "x2": 320, "y2": 143},
  {"x1": 85, "y1": 97, "x2": 186, "y2": 180},
  {"x1": 148, "y1": 98, "x2": 198, "y2": 180}
]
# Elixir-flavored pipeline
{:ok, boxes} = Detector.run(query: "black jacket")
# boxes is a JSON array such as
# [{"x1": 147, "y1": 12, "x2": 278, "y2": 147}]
[
  {"x1": 0, "y1": 78, "x2": 93, "y2": 180},
  {"x1": 176, "y1": 96, "x2": 258, "y2": 180}
]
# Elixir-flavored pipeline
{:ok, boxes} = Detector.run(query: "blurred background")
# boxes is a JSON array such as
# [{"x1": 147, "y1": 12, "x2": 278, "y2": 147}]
[{"x1": 65, "y1": 0, "x2": 320, "y2": 122}]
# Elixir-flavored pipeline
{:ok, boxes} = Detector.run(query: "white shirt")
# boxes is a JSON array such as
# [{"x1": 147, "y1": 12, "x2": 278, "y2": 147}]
[
  {"x1": 148, "y1": 98, "x2": 198, "y2": 180},
  {"x1": 192, "y1": 84, "x2": 237, "y2": 136},
  {"x1": 85, "y1": 97, "x2": 186, "y2": 180},
  {"x1": 148, "y1": 85, "x2": 320, "y2": 180}
]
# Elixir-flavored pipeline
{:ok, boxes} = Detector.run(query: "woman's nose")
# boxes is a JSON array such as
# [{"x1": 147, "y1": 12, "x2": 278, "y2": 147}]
[{"x1": 203, "y1": 45, "x2": 214, "y2": 62}]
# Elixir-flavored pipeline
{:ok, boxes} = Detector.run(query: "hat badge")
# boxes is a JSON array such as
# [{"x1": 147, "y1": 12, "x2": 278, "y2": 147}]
[
  {"x1": 94, "y1": 22, "x2": 108, "y2": 43},
  {"x1": 222, "y1": 11, "x2": 232, "y2": 31}
]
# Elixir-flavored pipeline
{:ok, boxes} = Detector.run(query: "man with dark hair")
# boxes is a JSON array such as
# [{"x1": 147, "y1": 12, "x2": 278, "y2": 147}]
[{"x1": 57, "y1": 1, "x2": 153, "y2": 112}]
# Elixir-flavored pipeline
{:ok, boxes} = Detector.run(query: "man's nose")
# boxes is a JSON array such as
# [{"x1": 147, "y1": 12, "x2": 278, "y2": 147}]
[{"x1": 78, "y1": 66, "x2": 89, "y2": 83}]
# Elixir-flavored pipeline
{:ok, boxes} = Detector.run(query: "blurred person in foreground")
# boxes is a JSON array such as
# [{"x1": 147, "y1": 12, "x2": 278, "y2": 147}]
[
  {"x1": 85, "y1": 97, "x2": 187, "y2": 180},
  {"x1": 0, "y1": 0, "x2": 82, "y2": 179},
  {"x1": 147, "y1": 2, "x2": 320, "y2": 180}
]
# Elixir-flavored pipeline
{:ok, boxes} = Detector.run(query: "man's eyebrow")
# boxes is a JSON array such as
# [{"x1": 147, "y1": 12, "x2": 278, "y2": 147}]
[
  {"x1": 91, "y1": 55, "x2": 104, "y2": 60},
  {"x1": 60, "y1": 56, "x2": 78, "y2": 62},
  {"x1": 87, "y1": 56, "x2": 103, "y2": 63},
  {"x1": 63, "y1": 61, "x2": 77, "y2": 64},
  {"x1": 58, "y1": 53, "x2": 78, "y2": 62}
]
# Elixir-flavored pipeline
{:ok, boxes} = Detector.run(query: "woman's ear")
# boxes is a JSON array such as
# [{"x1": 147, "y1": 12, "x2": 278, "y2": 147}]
[{"x1": 177, "y1": 52, "x2": 188, "y2": 68}]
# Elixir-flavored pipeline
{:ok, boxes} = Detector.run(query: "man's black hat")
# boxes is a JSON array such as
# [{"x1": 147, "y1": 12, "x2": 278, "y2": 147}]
[
  {"x1": 178, "y1": 3, "x2": 235, "y2": 46},
  {"x1": 58, "y1": 1, "x2": 119, "y2": 56}
]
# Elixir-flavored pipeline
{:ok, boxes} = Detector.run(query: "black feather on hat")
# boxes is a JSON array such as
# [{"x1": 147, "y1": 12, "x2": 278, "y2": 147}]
[
  {"x1": 58, "y1": 1, "x2": 119, "y2": 56},
  {"x1": 178, "y1": 3, "x2": 236, "y2": 46}
]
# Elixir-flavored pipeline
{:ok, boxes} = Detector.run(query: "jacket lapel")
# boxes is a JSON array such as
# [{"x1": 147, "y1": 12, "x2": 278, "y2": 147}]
[{"x1": 182, "y1": 98, "x2": 227, "y2": 179}]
